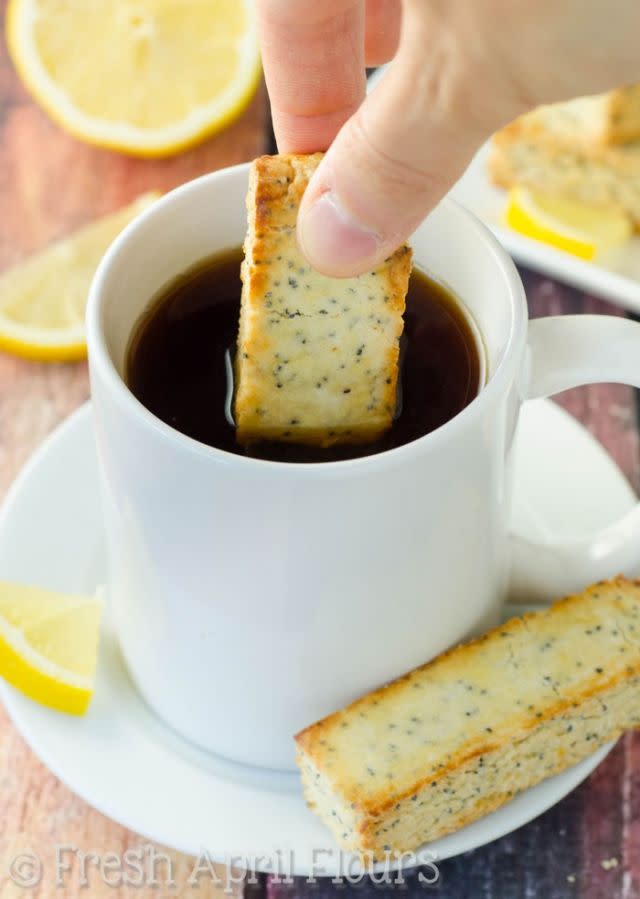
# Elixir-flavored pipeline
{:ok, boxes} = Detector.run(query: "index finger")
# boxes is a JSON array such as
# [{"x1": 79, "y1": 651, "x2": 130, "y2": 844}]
[{"x1": 257, "y1": 0, "x2": 366, "y2": 153}]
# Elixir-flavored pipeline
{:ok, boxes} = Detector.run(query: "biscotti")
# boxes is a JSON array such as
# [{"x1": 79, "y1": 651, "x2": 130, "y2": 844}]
[
  {"x1": 489, "y1": 116, "x2": 640, "y2": 227},
  {"x1": 295, "y1": 577, "x2": 640, "y2": 857},
  {"x1": 505, "y1": 87, "x2": 640, "y2": 148},
  {"x1": 234, "y1": 154, "x2": 412, "y2": 447}
]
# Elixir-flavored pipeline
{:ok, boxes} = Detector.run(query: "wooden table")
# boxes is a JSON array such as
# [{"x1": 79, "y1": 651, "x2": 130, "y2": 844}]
[{"x1": 0, "y1": 15, "x2": 639, "y2": 896}]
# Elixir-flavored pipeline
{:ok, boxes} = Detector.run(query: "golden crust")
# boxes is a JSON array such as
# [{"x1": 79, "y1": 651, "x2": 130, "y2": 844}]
[
  {"x1": 604, "y1": 85, "x2": 640, "y2": 144},
  {"x1": 235, "y1": 154, "x2": 412, "y2": 448},
  {"x1": 296, "y1": 577, "x2": 640, "y2": 854},
  {"x1": 251, "y1": 153, "x2": 323, "y2": 234}
]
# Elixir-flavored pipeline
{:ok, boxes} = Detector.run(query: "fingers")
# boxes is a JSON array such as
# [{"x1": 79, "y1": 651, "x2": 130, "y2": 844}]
[
  {"x1": 364, "y1": 0, "x2": 401, "y2": 66},
  {"x1": 297, "y1": 2, "x2": 497, "y2": 276},
  {"x1": 257, "y1": 0, "x2": 366, "y2": 153}
]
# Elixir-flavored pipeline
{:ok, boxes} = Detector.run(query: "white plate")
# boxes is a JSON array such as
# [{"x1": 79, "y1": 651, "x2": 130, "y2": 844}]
[
  {"x1": 450, "y1": 143, "x2": 640, "y2": 313},
  {"x1": 366, "y1": 68, "x2": 640, "y2": 313},
  {"x1": 0, "y1": 400, "x2": 633, "y2": 876}
]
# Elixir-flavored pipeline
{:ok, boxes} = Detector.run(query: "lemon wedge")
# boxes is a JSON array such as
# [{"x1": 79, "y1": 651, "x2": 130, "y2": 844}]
[
  {"x1": 6, "y1": 0, "x2": 261, "y2": 157},
  {"x1": 0, "y1": 193, "x2": 158, "y2": 362},
  {"x1": 0, "y1": 582, "x2": 103, "y2": 714},
  {"x1": 505, "y1": 187, "x2": 632, "y2": 260}
]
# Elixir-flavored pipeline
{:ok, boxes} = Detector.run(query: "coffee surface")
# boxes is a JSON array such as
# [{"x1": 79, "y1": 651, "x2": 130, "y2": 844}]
[{"x1": 126, "y1": 247, "x2": 481, "y2": 462}]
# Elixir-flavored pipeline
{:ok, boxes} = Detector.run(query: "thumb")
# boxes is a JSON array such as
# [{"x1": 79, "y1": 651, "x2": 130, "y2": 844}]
[{"x1": 297, "y1": 3, "x2": 508, "y2": 276}]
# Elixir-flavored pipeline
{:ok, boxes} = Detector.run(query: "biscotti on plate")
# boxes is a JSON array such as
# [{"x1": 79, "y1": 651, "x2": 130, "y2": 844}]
[
  {"x1": 295, "y1": 577, "x2": 640, "y2": 857},
  {"x1": 506, "y1": 87, "x2": 640, "y2": 148},
  {"x1": 234, "y1": 154, "x2": 412, "y2": 447},
  {"x1": 489, "y1": 109, "x2": 640, "y2": 228},
  {"x1": 490, "y1": 118, "x2": 640, "y2": 227}
]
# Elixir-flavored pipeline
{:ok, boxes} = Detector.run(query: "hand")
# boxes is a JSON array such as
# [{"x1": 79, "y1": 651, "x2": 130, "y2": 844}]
[{"x1": 258, "y1": 0, "x2": 640, "y2": 276}]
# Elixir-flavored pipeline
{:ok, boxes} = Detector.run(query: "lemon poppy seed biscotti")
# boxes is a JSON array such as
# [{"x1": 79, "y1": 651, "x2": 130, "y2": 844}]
[
  {"x1": 489, "y1": 107, "x2": 640, "y2": 228},
  {"x1": 295, "y1": 577, "x2": 640, "y2": 857},
  {"x1": 502, "y1": 87, "x2": 640, "y2": 148},
  {"x1": 234, "y1": 153, "x2": 412, "y2": 447}
]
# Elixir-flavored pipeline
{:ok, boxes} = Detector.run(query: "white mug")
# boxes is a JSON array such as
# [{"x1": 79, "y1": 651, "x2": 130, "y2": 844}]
[{"x1": 87, "y1": 164, "x2": 640, "y2": 772}]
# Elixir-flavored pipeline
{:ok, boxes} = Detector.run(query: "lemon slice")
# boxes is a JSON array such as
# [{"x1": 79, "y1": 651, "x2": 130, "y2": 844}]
[
  {"x1": 6, "y1": 0, "x2": 261, "y2": 157},
  {"x1": 505, "y1": 187, "x2": 632, "y2": 260},
  {"x1": 0, "y1": 582, "x2": 103, "y2": 714},
  {"x1": 0, "y1": 193, "x2": 159, "y2": 361}
]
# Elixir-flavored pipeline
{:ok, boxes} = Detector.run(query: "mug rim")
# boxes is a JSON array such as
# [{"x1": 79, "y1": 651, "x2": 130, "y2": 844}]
[{"x1": 86, "y1": 163, "x2": 528, "y2": 474}]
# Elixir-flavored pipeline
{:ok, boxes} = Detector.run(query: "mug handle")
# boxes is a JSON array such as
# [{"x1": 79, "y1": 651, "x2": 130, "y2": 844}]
[{"x1": 510, "y1": 314, "x2": 640, "y2": 603}]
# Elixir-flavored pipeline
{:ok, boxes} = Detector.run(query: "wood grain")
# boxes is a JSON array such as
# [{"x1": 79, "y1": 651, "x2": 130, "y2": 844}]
[
  {"x1": 0, "y1": 0, "x2": 267, "y2": 894},
  {"x1": 0, "y1": 52, "x2": 267, "y2": 268}
]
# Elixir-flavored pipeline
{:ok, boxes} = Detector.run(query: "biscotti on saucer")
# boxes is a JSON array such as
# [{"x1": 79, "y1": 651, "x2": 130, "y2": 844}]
[
  {"x1": 295, "y1": 577, "x2": 640, "y2": 857},
  {"x1": 234, "y1": 153, "x2": 412, "y2": 448}
]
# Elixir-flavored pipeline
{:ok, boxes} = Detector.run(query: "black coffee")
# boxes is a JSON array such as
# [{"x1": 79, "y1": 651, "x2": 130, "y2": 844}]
[{"x1": 126, "y1": 247, "x2": 482, "y2": 463}]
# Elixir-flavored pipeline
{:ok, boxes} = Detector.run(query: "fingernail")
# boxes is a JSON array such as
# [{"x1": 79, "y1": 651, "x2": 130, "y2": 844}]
[{"x1": 298, "y1": 192, "x2": 380, "y2": 276}]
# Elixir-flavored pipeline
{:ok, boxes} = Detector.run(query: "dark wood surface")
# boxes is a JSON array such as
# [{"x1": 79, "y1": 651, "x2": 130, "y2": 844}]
[{"x1": 0, "y1": 10, "x2": 639, "y2": 895}]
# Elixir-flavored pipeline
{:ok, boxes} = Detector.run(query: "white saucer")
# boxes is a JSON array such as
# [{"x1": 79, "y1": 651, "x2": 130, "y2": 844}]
[{"x1": 0, "y1": 400, "x2": 633, "y2": 876}]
